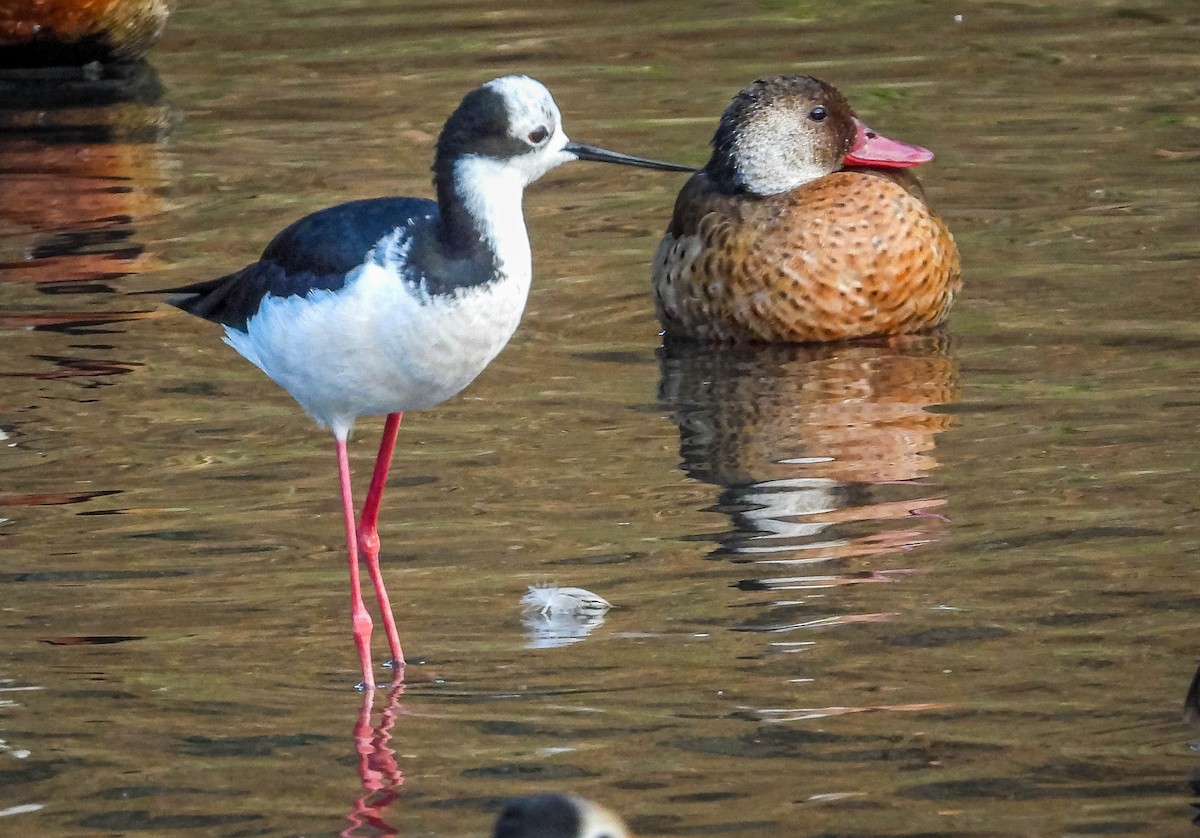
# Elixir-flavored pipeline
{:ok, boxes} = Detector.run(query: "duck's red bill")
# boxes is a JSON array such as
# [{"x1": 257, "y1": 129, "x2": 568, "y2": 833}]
[{"x1": 844, "y1": 117, "x2": 934, "y2": 168}]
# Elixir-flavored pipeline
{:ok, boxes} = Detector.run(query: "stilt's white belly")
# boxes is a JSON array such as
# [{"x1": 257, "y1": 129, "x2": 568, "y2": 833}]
[{"x1": 225, "y1": 261, "x2": 530, "y2": 437}]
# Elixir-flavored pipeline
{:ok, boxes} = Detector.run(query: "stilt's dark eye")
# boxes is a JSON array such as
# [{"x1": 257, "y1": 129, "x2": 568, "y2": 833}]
[
  {"x1": 528, "y1": 126, "x2": 550, "y2": 144},
  {"x1": 808, "y1": 106, "x2": 827, "y2": 122}
]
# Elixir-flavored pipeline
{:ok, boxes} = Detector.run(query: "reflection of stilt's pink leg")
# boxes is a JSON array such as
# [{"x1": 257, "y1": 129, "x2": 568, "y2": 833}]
[
  {"x1": 358, "y1": 412, "x2": 405, "y2": 669},
  {"x1": 372, "y1": 681, "x2": 405, "y2": 789},
  {"x1": 336, "y1": 435, "x2": 374, "y2": 690},
  {"x1": 342, "y1": 682, "x2": 405, "y2": 838}
]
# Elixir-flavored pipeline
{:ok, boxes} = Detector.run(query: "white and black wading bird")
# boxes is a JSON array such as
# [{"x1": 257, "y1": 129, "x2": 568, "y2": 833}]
[{"x1": 168, "y1": 75, "x2": 692, "y2": 688}]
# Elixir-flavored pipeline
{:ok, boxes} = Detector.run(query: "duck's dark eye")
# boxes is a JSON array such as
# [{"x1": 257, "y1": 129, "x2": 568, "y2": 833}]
[
  {"x1": 808, "y1": 106, "x2": 827, "y2": 122},
  {"x1": 528, "y1": 126, "x2": 549, "y2": 144}
]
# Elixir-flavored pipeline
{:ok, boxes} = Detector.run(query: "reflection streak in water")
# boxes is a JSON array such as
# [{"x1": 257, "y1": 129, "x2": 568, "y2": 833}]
[
  {"x1": 343, "y1": 681, "x2": 406, "y2": 838},
  {"x1": 0, "y1": 61, "x2": 169, "y2": 351},
  {"x1": 0, "y1": 61, "x2": 168, "y2": 533},
  {"x1": 658, "y1": 335, "x2": 958, "y2": 636}
]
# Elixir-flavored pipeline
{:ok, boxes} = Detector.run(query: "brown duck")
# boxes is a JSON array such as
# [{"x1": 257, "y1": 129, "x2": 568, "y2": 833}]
[{"x1": 653, "y1": 75, "x2": 960, "y2": 343}]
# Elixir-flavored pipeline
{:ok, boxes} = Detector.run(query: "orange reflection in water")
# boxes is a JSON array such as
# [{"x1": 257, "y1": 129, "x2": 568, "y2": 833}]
[
  {"x1": 0, "y1": 105, "x2": 167, "y2": 288},
  {"x1": 659, "y1": 334, "x2": 959, "y2": 604},
  {"x1": 0, "y1": 62, "x2": 168, "y2": 389}
]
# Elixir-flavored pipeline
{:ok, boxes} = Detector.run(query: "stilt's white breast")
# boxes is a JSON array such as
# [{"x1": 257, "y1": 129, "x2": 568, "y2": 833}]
[{"x1": 225, "y1": 227, "x2": 532, "y2": 439}]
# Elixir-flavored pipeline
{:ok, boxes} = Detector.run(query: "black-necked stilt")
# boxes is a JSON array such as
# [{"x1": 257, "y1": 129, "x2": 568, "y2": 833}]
[
  {"x1": 493, "y1": 793, "x2": 630, "y2": 838},
  {"x1": 168, "y1": 75, "x2": 692, "y2": 688}
]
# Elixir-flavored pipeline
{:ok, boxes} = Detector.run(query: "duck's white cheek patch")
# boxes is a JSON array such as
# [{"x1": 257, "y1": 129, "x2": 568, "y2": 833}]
[{"x1": 733, "y1": 109, "x2": 828, "y2": 195}]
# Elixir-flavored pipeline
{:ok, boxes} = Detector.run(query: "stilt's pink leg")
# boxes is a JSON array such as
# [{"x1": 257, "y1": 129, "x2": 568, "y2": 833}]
[
  {"x1": 357, "y1": 412, "x2": 405, "y2": 669},
  {"x1": 336, "y1": 434, "x2": 375, "y2": 689}
]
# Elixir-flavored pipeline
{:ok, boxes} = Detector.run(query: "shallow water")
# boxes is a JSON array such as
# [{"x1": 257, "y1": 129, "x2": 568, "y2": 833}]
[{"x1": 3, "y1": 0, "x2": 1200, "y2": 835}]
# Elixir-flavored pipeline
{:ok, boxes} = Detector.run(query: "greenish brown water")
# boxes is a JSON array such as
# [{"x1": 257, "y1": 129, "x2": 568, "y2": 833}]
[{"x1": 3, "y1": 1, "x2": 1200, "y2": 835}]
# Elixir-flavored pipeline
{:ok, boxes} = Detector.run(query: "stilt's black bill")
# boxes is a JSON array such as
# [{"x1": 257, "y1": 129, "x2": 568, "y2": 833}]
[{"x1": 565, "y1": 141, "x2": 695, "y2": 172}]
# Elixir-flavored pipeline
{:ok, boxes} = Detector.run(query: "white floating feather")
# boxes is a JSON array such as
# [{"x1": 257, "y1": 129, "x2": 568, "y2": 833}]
[{"x1": 520, "y1": 584, "x2": 612, "y2": 617}]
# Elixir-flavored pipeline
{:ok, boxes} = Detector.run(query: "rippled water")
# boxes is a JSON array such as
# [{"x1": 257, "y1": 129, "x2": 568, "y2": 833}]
[{"x1": 3, "y1": 1, "x2": 1200, "y2": 835}]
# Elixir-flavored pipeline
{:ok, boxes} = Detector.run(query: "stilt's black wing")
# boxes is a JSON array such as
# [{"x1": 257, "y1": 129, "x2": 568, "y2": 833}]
[{"x1": 167, "y1": 197, "x2": 437, "y2": 330}]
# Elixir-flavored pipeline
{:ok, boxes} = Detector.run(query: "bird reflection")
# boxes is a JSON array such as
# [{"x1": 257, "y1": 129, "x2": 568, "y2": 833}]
[
  {"x1": 0, "y1": 60, "x2": 168, "y2": 286},
  {"x1": 342, "y1": 680, "x2": 406, "y2": 837},
  {"x1": 0, "y1": 58, "x2": 168, "y2": 367},
  {"x1": 658, "y1": 334, "x2": 958, "y2": 629}
]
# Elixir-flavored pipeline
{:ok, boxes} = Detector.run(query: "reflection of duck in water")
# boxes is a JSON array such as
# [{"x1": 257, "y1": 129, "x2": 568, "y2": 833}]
[
  {"x1": 659, "y1": 336, "x2": 958, "y2": 607},
  {"x1": 0, "y1": 0, "x2": 170, "y2": 291},
  {"x1": 0, "y1": 118, "x2": 167, "y2": 290},
  {"x1": 653, "y1": 74, "x2": 960, "y2": 344},
  {"x1": 0, "y1": 3, "x2": 169, "y2": 363}
]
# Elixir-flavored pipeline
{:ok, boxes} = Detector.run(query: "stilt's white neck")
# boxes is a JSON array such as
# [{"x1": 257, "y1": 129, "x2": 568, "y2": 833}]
[{"x1": 451, "y1": 155, "x2": 531, "y2": 284}]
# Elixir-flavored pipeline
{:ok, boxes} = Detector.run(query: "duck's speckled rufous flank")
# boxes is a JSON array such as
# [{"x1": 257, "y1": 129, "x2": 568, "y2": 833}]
[
  {"x1": 0, "y1": 0, "x2": 169, "y2": 63},
  {"x1": 653, "y1": 75, "x2": 961, "y2": 343}
]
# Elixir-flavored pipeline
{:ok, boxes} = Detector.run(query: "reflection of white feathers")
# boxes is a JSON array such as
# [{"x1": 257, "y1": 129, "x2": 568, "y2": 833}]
[
  {"x1": 520, "y1": 585, "x2": 612, "y2": 650},
  {"x1": 521, "y1": 584, "x2": 612, "y2": 617}
]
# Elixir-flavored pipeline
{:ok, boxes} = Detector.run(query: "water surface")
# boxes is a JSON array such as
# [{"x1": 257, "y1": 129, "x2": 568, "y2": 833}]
[{"x1": 2, "y1": 1, "x2": 1200, "y2": 835}]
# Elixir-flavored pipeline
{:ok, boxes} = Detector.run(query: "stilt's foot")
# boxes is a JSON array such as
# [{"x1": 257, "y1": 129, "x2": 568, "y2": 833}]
[
  {"x1": 382, "y1": 658, "x2": 406, "y2": 683},
  {"x1": 382, "y1": 661, "x2": 405, "y2": 689}
]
